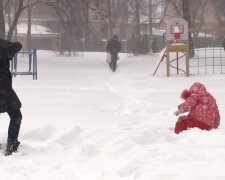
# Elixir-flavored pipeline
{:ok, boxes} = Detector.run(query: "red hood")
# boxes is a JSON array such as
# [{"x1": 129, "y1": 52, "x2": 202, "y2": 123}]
[{"x1": 181, "y1": 82, "x2": 207, "y2": 99}]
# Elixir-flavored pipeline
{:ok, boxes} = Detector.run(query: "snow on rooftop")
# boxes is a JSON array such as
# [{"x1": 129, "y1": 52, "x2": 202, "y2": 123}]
[{"x1": 6, "y1": 24, "x2": 57, "y2": 35}]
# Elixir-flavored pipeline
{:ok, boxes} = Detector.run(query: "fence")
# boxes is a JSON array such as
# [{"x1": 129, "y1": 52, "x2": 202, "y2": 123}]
[
  {"x1": 190, "y1": 47, "x2": 225, "y2": 74},
  {"x1": 189, "y1": 28, "x2": 225, "y2": 75}
]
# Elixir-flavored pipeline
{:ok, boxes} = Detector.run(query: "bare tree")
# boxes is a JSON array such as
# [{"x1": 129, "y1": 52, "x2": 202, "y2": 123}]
[
  {"x1": 45, "y1": 0, "x2": 89, "y2": 53},
  {"x1": 0, "y1": 1, "x2": 5, "y2": 39},
  {"x1": 121, "y1": 1, "x2": 128, "y2": 40},
  {"x1": 0, "y1": 0, "x2": 56, "y2": 40},
  {"x1": 107, "y1": 0, "x2": 113, "y2": 37},
  {"x1": 149, "y1": 0, "x2": 152, "y2": 44},
  {"x1": 182, "y1": 0, "x2": 194, "y2": 57},
  {"x1": 7, "y1": 0, "x2": 24, "y2": 41},
  {"x1": 27, "y1": 0, "x2": 32, "y2": 51},
  {"x1": 93, "y1": 0, "x2": 120, "y2": 39},
  {"x1": 212, "y1": 0, "x2": 225, "y2": 27}
]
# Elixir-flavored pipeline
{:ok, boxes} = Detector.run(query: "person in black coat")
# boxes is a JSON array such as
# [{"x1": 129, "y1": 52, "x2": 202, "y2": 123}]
[
  {"x1": 0, "y1": 39, "x2": 23, "y2": 156},
  {"x1": 106, "y1": 35, "x2": 121, "y2": 72}
]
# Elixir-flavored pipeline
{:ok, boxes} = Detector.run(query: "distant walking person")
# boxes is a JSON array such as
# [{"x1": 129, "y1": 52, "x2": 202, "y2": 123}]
[
  {"x1": 106, "y1": 35, "x2": 121, "y2": 72},
  {"x1": 0, "y1": 39, "x2": 23, "y2": 156}
]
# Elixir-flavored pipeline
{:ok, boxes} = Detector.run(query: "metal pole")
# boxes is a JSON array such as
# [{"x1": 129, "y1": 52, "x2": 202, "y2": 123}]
[
  {"x1": 176, "y1": 52, "x2": 179, "y2": 74},
  {"x1": 149, "y1": 0, "x2": 152, "y2": 52},
  {"x1": 166, "y1": 42, "x2": 170, "y2": 77},
  {"x1": 186, "y1": 41, "x2": 190, "y2": 76}
]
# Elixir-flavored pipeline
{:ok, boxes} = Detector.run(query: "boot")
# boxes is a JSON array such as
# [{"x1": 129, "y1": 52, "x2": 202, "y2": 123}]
[{"x1": 5, "y1": 139, "x2": 20, "y2": 156}]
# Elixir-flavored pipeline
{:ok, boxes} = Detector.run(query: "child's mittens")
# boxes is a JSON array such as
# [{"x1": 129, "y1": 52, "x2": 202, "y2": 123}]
[{"x1": 174, "y1": 109, "x2": 183, "y2": 116}]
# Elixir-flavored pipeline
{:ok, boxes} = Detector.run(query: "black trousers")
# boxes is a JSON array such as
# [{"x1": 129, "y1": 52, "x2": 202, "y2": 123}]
[
  {"x1": 109, "y1": 51, "x2": 118, "y2": 72},
  {"x1": 7, "y1": 109, "x2": 22, "y2": 141}
]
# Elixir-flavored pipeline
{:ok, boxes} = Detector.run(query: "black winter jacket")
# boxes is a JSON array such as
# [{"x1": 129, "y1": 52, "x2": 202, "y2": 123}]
[
  {"x1": 0, "y1": 39, "x2": 22, "y2": 113},
  {"x1": 106, "y1": 39, "x2": 121, "y2": 54}
]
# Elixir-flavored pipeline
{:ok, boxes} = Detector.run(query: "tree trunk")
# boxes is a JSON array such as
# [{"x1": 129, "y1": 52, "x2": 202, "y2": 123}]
[
  {"x1": 6, "y1": 2, "x2": 12, "y2": 31},
  {"x1": 119, "y1": 0, "x2": 128, "y2": 52},
  {"x1": 134, "y1": 0, "x2": 141, "y2": 54},
  {"x1": 0, "y1": 1, "x2": 5, "y2": 39},
  {"x1": 107, "y1": 0, "x2": 113, "y2": 38},
  {"x1": 7, "y1": 0, "x2": 24, "y2": 41},
  {"x1": 149, "y1": 0, "x2": 152, "y2": 52},
  {"x1": 27, "y1": 0, "x2": 32, "y2": 51},
  {"x1": 84, "y1": 0, "x2": 89, "y2": 42},
  {"x1": 182, "y1": 0, "x2": 194, "y2": 57}
]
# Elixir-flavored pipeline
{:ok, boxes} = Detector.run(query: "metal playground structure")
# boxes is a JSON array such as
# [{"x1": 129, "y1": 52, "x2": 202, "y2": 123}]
[
  {"x1": 11, "y1": 49, "x2": 38, "y2": 80},
  {"x1": 153, "y1": 18, "x2": 225, "y2": 76}
]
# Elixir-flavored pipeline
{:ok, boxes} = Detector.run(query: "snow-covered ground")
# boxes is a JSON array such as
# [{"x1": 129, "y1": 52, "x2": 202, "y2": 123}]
[{"x1": 1, "y1": 50, "x2": 225, "y2": 180}]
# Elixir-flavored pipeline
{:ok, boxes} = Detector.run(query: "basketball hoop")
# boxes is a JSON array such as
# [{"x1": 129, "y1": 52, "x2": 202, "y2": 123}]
[{"x1": 171, "y1": 23, "x2": 184, "y2": 40}]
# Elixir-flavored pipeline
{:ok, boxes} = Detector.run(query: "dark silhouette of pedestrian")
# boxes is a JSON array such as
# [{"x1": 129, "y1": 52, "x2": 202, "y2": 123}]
[
  {"x1": 0, "y1": 39, "x2": 23, "y2": 156},
  {"x1": 106, "y1": 35, "x2": 121, "y2": 72}
]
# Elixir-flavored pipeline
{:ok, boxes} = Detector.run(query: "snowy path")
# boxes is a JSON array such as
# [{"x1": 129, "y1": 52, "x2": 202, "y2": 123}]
[{"x1": 0, "y1": 51, "x2": 225, "y2": 180}]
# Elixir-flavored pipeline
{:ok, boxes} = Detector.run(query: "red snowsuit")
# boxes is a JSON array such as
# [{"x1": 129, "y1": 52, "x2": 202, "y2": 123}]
[{"x1": 175, "y1": 82, "x2": 220, "y2": 134}]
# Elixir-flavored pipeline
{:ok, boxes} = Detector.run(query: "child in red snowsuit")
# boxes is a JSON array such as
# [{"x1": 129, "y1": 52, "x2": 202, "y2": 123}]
[{"x1": 174, "y1": 82, "x2": 220, "y2": 134}]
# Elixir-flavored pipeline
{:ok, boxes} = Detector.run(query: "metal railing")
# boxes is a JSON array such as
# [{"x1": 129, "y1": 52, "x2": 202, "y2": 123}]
[
  {"x1": 190, "y1": 47, "x2": 225, "y2": 74},
  {"x1": 11, "y1": 49, "x2": 38, "y2": 80}
]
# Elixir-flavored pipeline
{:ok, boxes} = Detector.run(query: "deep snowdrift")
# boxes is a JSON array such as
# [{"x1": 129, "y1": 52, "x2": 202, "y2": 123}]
[{"x1": 0, "y1": 50, "x2": 225, "y2": 180}]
